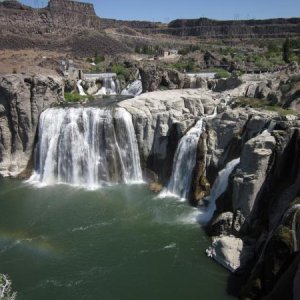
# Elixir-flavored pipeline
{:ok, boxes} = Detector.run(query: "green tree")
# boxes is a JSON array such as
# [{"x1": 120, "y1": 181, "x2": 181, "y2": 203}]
[{"x1": 283, "y1": 38, "x2": 291, "y2": 63}]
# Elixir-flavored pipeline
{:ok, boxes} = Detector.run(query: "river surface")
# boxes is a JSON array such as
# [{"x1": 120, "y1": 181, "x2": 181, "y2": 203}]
[{"x1": 0, "y1": 179, "x2": 234, "y2": 300}]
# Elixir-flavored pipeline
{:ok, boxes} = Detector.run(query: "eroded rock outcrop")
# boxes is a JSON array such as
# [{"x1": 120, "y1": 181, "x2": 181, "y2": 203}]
[
  {"x1": 118, "y1": 89, "x2": 220, "y2": 182},
  {"x1": 203, "y1": 109, "x2": 300, "y2": 299},
  {"x1": 232, "y1": 131, "x2": 276, "y2": 217},
  {"x1": 139, "y1": 66, "x2": 189, "y2": 93},
  {"x1": 0, "y1": 74, "x2": 63, "y2": 177}
]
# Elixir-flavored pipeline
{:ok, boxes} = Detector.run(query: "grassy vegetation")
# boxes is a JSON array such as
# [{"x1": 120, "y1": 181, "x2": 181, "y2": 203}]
[
  {"x1": 216, "y1": 38, "x2": 300, "y2": 71},
  {"x1": 64, "y1": 92, "x2": 94, "y2": 103},
  {"x1": 172, "y1": 60, "x2": 196, "y2": 72},
  {"x1": 214, "y1": 68, "x2": 230, "y2": 79},
  {"x1": 111, "y1": 64, "x2": 129, "y2": 78},
  {"x1": 233, "y1": 97, "x2": 297, "y2": 116}
]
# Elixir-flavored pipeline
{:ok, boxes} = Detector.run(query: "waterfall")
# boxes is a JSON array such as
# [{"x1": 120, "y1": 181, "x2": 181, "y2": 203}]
[
  {"x1": 95, "y1": 78, "x2": 120, "y2": 96},
  {"x1": 160, "y1": 119, "x2": 204, "y2": 200},
  {"x1": 77, "y1": 80, "x2": 86, "y2": 96},
  {"x1": 121, "y1": 80, "x2": 143, "y2": 97},
  {"x1": 29, "y1": 107, "x2": 142, "y2": 188},
  {"x1": 158, "y1": 106, "x2": 218, "y2": 200},
  {"x1": 197, "y1": 158, "x2": 240, "y2": 224}
]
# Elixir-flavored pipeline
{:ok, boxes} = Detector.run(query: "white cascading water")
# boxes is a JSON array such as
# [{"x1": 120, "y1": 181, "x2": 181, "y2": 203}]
[
  {"x1": 121, "y1": 80, "x2": 143, "y2": 97},
  {"x1": 197, "y1": 158, "x2": 240, "y2": 224},
  {"x1": 29, "y1": 107, "x2": 142, "y2": 188},
  {"x1": 95, "y1": 78, "x2": 120, "y2": 96},
  {"x1": 161, "y1": 119, "x2": 204, "y2": 200},
  {"x1": 159, "y1": 107, "x2": 218, "y2": 200},
  {"x1": 77, "y1": 80, "x2": 86, "y2": 96}
]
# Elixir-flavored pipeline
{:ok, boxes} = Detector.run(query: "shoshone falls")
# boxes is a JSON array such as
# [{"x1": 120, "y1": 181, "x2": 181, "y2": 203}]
[
  {"x1": 1, "y1": 76, "x2": 300, "y2": 300},
  {"x1": 0, "y1": 97, "x2": 236, "y2": 300},
  {"x1": 1, "y1": 0, "x2": 300, "y2": 297}
]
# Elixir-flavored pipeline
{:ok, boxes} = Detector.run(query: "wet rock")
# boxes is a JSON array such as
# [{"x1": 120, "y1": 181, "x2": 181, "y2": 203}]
[
  {"x1": 149, "y1": 182, "x2": 163, "y2": 193},
  {"x1": 190, "y1": 131, "x2": 211, "y2": 205}
]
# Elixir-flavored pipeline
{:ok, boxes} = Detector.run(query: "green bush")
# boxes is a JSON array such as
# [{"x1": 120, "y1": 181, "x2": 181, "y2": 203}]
[
  {"x1": 172, "y1": 60, "x2": 196, "y2": 72},
  {"x1": 111, "y1": 64, "x2": 129, "y2": 78},
  {"x1": 233, "y1": 97, "x2": 296, "y2": 116},
  {"x1": 214, "y1": 69, "x2": 230, "y2": 79},
  {"x1": 94, "y1": 56, "x2": 105, "y2": 64},
  {"x1": 64, "y1": 92, "x2": 93, "y2": 103}
]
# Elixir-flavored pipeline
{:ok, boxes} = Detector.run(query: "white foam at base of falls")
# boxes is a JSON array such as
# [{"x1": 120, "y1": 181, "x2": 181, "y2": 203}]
[
  {"x1": 28, "y1": 107, "x2": 142, "y2": 188},
  {"x1": 77, "y1": 80, "x2": 86, "y2": 96},
  {"x1": 197, "y1": 158, "x2": 240, "y2": 224}
]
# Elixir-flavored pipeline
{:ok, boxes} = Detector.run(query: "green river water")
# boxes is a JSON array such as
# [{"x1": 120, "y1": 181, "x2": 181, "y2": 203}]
[{"x1": 0, "y1": 179, "x2": 234, "y2": 300}]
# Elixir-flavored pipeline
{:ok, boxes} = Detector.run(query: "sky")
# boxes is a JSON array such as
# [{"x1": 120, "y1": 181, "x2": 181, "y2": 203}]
[{"x1": 20, "y1": 0, "x2": 300, "y2": 22}]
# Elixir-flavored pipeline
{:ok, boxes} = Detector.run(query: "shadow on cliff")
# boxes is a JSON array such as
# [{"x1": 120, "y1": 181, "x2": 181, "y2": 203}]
[
  {"x1": 147, "y1": 119, "x2": 183, "y2": 185},
  {"x1": 226, "y1": 126, "x2": 300, "y2": 299}
]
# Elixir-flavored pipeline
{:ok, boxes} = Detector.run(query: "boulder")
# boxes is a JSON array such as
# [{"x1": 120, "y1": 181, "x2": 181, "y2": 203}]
[
  {"x1": 207, "y1": 210, "x2": 245, "y2": 236},
  {"x1": 0, "y1": 74, "x2": 64, "y2": 177},
  {"x1": 208, "y1": 212, "x2": 234, "y2": 236},
  {"x1": 206, "y1": 235, "x2": 244, "y2": 272},
  {"x1": 86, "y1": 82, "x2": 99, "y2": 95}
]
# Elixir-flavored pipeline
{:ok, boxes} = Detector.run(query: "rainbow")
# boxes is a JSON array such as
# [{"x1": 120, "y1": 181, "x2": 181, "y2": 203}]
[{"x1": 0, "y1": 230, "x2": 61, "y2": 257}]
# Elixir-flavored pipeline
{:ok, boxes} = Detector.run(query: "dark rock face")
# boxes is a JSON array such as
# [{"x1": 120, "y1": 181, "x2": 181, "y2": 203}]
[
  {"x1": 241, "y1": 202, "x2": 300, "y2": 300},
  {"x1": 0, "y1": 74, "x2": 63, "y2": 177}
]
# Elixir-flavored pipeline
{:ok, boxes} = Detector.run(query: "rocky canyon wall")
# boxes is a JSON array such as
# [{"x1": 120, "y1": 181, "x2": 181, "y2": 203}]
[
  {"x1": 160, "y1": 17, "x2": 300, "y2": 38},
  {"x1": 0, "y1": 74, "x2": 63, "y2": 177}
]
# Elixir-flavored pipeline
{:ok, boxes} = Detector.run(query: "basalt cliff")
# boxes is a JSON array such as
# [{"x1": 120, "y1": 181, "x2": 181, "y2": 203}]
[{"x1": 1, "y1": 0, "x2": 300, "y2": 56}]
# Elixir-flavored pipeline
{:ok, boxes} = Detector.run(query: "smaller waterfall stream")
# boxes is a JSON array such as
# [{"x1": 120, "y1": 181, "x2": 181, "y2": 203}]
[
  {"x1": 121, "y1": 80, "x2": 143, "y2": 97},
  {"x1": 197, "y1": 158, "x2": 240, "y2": 224},
  {"x1": 29, "y1": 107, "x2": 142, "y2": 188},
  {"x1": 160, "y1": 119, "x2": 204, "y2": 200},
  {"x1": 95, "y1": 78, "x2": 120, "y2": 96},
  {"x1": 77, "y1": 80, "x2": 86, "y2": 96},
  {"x1": 159, "y1": 107, "x2": 218, "y2": 200}
]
